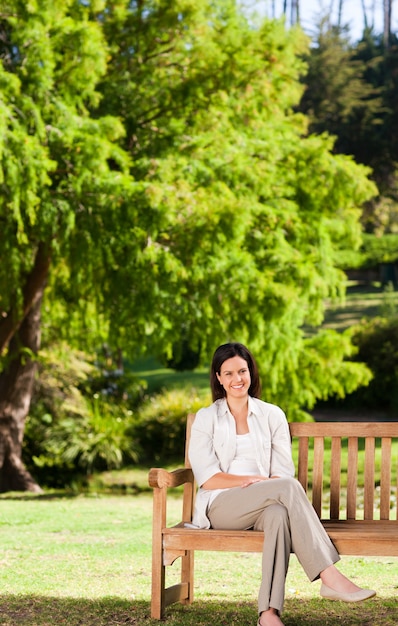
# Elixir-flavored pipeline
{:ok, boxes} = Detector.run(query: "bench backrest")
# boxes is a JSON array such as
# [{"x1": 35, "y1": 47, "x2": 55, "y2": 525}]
[
  {"x1": 186, "y1": 414, "x2": 398, "y2": 522},
  {"x1": 290, "y1": 422, "x2": 398, "y2": 521}
]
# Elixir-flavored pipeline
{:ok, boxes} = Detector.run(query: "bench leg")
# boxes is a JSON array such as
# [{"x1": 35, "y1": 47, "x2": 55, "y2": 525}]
[
  {"x1": 181, "y1": 550, "x2": 194, "y2": 605},
  {"x1": 151, "y1": 486, "x2": 167, "y2": 619},
  {"x1": 151, "y1": 537, "x2": 166, "y2": 619},
  {"x1": 151, "y1": 549, "x2": 194, "y2": 618}
]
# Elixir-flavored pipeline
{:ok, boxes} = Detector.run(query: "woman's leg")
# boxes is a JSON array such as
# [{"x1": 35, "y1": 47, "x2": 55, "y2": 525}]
[
  {"x1": 208, "y1": 477, "x2": 374, "y2": 618},
  {"x1": 208, "y1": 477, "x2": 338, "y2": 620},
  {"x1": 254, "y1": 503, "x2": 290, "y2": 614},
  {"x1": 209, "y1": 477, "x2": 339, "y2": 582}
]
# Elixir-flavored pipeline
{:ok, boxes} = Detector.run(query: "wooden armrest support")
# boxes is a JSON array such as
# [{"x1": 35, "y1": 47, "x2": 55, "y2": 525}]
[{"x1": 148, "y1": 467, "x2": 194, "y2": 489}]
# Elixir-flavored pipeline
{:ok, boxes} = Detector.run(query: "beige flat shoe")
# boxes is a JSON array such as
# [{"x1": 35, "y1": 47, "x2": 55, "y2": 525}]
[{"x1": 320, "y1": 583, "x2": 376, "y2": 602}]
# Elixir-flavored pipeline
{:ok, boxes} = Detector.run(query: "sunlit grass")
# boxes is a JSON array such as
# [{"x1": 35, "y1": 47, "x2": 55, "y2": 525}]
[{"x1": 0, "y1": 494, "x2": 397, "y2": 625}]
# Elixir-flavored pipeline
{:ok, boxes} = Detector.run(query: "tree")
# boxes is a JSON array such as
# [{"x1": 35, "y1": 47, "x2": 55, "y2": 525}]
[
  {"x1": 298, "y1": 22, "x2": 398, "y2": 235},
  {"x1": 0, "y1": 0, "x2": 133, "y2": 490},
  {"x1": 0, "y1": 0, "x2": 376, "y2": 491},
  {"x1": 383, "y1": 0, "x2": 392, "y2": 47},
  {"x1": 298, "y1": 23, "x2": 383, "y2": 161}
]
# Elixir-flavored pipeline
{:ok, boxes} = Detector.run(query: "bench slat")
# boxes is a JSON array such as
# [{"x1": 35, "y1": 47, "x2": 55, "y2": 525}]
[
  {"x1": 289, "y1": 422, "x2": 398, "y2": 437},
  {"x1": 364, "y1": 438, "x2": 375, "y2": 520},
  {"x1": 162, "y1": 520, "x2": 398, "y2": 557},
  {"x1": 312, "y1": 437, "x2": 324, "y2": 517},
  {"x1": 330, "y1": 437, "x2": 341, "y2": 519},
  {"x1": 347, "y1": 437, "x2": 358, "y2": 520},
  {"x1": 297, "y1": 436, "x2": 309, "y2": 491},
  {"x1": 324, "y1": 520, "x2": 398, "y2": 556},
  {"x1": 380, "y1": 438, "x2": 392, "y2": 520}
]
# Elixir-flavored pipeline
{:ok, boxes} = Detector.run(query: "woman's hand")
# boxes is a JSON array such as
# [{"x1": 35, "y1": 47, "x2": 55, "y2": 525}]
[
  {"x1": 240, "y1": 475, "x2": 280, "y2": 488},
  {"x1": 202, "y1": 473, "x2": 280, "y2": 490},
  {"x1": 240, "y1": 476, "x2": 268, "y2": 488}
]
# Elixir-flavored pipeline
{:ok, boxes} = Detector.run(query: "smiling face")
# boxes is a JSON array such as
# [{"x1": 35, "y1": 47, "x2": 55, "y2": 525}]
[{"x1": 216, "y1": 355, "x2": 251, "y2": 400}]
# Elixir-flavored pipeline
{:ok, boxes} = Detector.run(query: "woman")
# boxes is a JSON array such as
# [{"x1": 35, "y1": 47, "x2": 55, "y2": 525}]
[{"x1": 188, "y1": 342, "x2": 375, "y2": 626}]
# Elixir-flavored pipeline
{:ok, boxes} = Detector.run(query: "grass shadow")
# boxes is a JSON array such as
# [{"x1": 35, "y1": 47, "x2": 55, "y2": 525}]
[
  {"x1": 0, "y1": 490, "x2": 82, "y2": 501},
  {"x1": 0, "y1": 595, "x2": 397, "y2": 626}
]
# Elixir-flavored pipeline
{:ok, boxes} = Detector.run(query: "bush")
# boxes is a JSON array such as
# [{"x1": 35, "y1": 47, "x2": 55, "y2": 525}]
[
  {"x1": 337, "y1": 233, "x2": 398, "y2": 270},
  {"x1": 24, "y1": 344, "x2": 147, "y2": 487},
  {"x1": 160, "y1": 339, "x2": 201, "y2": 371},
  {"x1": 134, "y1": 387, "x2": 211, "y2": 463},
  {"x1": 330, "y1": 316, "x2": 398, "y2": 413}
]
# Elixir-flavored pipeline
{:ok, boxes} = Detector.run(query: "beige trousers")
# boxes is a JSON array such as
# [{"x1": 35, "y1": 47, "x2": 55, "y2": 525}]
[{"x1": 207, "y1": 477, "x2": 340, "y2": 614}]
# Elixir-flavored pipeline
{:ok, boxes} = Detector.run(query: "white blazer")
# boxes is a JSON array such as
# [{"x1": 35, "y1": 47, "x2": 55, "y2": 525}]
[{"x1": 188, "y1": 397, "x2": 295, "y2": 528}]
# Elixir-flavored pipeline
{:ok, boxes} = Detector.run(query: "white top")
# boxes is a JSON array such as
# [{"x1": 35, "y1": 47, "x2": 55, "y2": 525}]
[
  {"x1": 229, "y1": 432, "x2": 260, "y2": 474},
  {"x1": 208, "y1": 432, "x2": 260, "y2": 507}
]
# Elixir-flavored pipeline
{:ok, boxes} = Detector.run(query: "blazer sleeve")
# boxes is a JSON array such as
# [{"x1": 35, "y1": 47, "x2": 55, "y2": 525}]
[
  {"x1": 268, "y1": 406, "x2": 295, "y2": 478},
  {"x1": 188, "y1": 407, "x2": 222, "y2": 487}
]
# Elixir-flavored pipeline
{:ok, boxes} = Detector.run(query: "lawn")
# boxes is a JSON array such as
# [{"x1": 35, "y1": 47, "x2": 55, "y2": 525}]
[
  {"x1": 0, "y1": 494, "x2": 397, "y2": 626},
  {"x1": 322, "y1": 281, "x2": 398, "y2": 331}
]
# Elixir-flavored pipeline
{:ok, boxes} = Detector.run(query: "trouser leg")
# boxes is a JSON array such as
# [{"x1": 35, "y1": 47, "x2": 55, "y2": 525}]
[
  {"x1": 208, "y1": 477, "x2": 340, "y2": 584},
  {"x1": 254, "y1": 503, "x2": 291, "y2": 614}
]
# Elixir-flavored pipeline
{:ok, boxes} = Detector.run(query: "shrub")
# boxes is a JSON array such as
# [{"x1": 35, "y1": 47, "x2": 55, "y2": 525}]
[
  {"x1": 24, "y1": 344, "x2": 146, "y2": 487},
  {"x1": 332, "y1": 316, "x2": 398, "y2": 413},
  {"x1": 134, "y1": 387, "x2": 211, "y2": 463}
]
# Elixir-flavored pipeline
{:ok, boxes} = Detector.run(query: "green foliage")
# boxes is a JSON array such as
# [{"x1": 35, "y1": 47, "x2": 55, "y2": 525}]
[
  {"x1": 298, "y1": 25, "x2": 382, "y2": 160},
  {"x1": 335, "y1": 233, "x2": 398, "y2": 271},
  {"x1": 254, "y1": 327, "x2": 373, "y2": 421},
  {"x1": 0, "y1": 0, "x2": 380, "y2": 485},
  {"x1": 24, "y1": 344, "x2": 146, "y2": 485},
  {"x1": 298, "y1": 25, "x2": 398, "y2": 236},
  {"x1": 134, "y1": 387, "x2": 211, "y2": 463},
  {"x1": 93, "y1": 1, "x2": 376, "y2": 365},
  {"x1": 0, "y1": 0, "x2": 136, "y2": 336},
  {"x1": 359, "y1": 234, "x2": 398, "y2": 266},
  {"x1": 163, "y1": 340, "x2": 202, "y2": 371},
  {"x1": 345, "y1": 316, "x2": 398, "y2": 412},
  {"x1": 43, "y1": 396, "x2": 138, "y2": 474}
]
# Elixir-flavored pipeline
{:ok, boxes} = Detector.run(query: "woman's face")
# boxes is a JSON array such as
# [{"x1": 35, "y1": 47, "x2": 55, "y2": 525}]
[{"x1": 216, "y1": 355, "x2": 251, "y2": 400}]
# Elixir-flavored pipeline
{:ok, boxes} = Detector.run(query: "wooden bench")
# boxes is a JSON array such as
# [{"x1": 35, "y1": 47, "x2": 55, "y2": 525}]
[{"x1": 148, "y1": 415, "x2": 398, "y2": 619}]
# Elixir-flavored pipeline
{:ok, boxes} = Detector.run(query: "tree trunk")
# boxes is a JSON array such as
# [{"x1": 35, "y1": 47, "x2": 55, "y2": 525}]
[
  {"x1": 0, "y1": 296, "x2": 44, "y2": 492},
  {"x1": 0, "y1": 244, "x2": 50, "y2": 492},
  {"x1": 291, "y1": 0, "x2": 299, "y2": 25},
  {"x1": 359, "y1": 0, "x2": 369, "y2": 30},
  {"x1": 383, "y1": 0, "x2": 391, "y2": 47},
  {"x1": 337, "y1": 0, "x2": 343, "y2": 28},
  {"x1": 0, "y1": 241, "x2": 51, "y2": 355}
]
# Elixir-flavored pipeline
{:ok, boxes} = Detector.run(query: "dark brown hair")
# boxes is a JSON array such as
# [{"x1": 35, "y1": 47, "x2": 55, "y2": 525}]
[{"x1": 210, "y1": 342, "x2": 262, "y2": 401}]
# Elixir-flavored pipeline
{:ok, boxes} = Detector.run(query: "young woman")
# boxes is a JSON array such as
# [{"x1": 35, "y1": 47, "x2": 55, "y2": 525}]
[{"x1": 188, "y1": 342, "x2": 375, "y2": 626}]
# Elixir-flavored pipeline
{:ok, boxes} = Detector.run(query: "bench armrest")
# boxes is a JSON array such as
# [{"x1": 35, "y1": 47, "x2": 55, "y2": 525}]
[{"x1": 148, "y1": 467, "x2": 194, "y2": 489}]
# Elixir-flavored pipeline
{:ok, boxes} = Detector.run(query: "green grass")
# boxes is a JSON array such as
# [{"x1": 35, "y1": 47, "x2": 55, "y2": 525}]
[
  {"x1": 322, "y1": 281, "x2": 398, "y2": 331},
  {"x1": 129, "y1": 356, "x2": 210, "y2": 394},
  {"x1": 0, "y1": 494, "x2": 397, "y2": 625}
]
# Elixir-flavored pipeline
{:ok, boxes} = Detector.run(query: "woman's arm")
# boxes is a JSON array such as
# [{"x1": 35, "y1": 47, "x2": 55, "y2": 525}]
[{"x1": 203, "y1": 472, "x2": 275, "y2": 489}]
